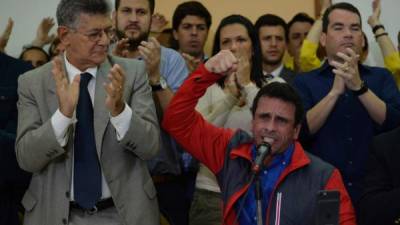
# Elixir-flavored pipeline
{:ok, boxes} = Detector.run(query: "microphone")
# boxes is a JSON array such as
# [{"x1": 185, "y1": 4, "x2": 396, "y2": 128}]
[{"x1": 252, "y1": 142, "x2": 271, "y2": 174}]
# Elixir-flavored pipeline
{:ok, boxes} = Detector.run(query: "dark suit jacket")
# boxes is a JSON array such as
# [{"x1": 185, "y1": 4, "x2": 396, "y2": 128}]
[
  {"x1": 279, "y1": 66, "x2": 296, "y2": 85},
  {"x1": 0, "y1": 52, "x2": 32, "y2": 225},
  {"x1": 359, "y1": 126, "x2": 400, "y2": 225}
]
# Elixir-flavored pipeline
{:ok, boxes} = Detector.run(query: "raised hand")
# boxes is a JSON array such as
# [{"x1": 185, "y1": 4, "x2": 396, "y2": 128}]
[
  {"x1": 182, "y1": 52, "x2": 202, "y2": 73},
  {"x1": 32, "y1": 17, "x2": 56, "y2": 47},
  {"x1": 368, "y1": 0, "x2": 381, "y2": 27},
  {"x1": 104, "y1": 64, "x2": 125, "y2": 116},
  {"x1": 321, "y1": 0, "x2": 332, "y2": 13},
  {"x1": 138, "y1": 37, "x2": 161, "y2": 83},
  {"x1": 0, "y1": 18, "x2": 14, "y2": 52},
  {"x1": 331, "y1": 48, "x2": 362, "y2": 91},
  {"x1": 205, "y1": 50, "x2": 238, "y2": 76},
  {"x1": 52, "y1": 57, "x2": 81, "y2": 118},
  {"x1": 112, "y1": 38, "x2": 130, "y2": 57},
  {"x1": 150, "y1": 13, "x2": 169, "y2": 33}
]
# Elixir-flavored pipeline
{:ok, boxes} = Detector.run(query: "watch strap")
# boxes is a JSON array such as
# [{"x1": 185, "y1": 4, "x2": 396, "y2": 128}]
[{"x1": 352, "y1": 81, "x2": 368, "y2": 97}]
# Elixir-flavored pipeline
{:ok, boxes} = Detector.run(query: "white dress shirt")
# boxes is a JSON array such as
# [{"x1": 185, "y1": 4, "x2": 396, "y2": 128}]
[{"x1": 50, "y1": 54, "x2": 133, "y2": 201}]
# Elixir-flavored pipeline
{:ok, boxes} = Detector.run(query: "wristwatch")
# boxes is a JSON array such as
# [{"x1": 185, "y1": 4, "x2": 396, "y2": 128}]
[
  {"x1": 151, "y1": 76, "x2": 168, "y2": 91},
  {"x1": 352, "y1": 80, "x2": 368, "y2": 97}
]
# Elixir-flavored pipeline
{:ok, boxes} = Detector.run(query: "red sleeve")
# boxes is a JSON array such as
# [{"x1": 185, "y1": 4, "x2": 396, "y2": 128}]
[
  {"x1": 162, "y1": 64, "x2": 235, "y2": 174},
  {"x1": 324, "y1": 169, "x2": 357, "y2": 225}
]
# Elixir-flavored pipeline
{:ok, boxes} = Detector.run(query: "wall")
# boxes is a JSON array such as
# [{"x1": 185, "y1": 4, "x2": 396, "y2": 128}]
[
  {"x1": 1, "y1": 0, "x2": 399, "y2": 65},
  {"x1": 0, "y1": 0, "x2": 314, "y2": 57}
]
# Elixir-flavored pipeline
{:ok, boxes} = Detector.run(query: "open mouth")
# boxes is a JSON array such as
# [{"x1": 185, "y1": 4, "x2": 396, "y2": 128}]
[{"x1": 262, "y1": 136, "x2": 274, "y2": 145}]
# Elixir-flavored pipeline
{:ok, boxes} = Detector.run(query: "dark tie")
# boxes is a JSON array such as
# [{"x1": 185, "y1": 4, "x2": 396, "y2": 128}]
[
  {"x1": 263, "y1": 74, "x2": 274, "y2": 83},
  {"x1": 73, "y1": 72, "x2": 102, "y2": 209}
]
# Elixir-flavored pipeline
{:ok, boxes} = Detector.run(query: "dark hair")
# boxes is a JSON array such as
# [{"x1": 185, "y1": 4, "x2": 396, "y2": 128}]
[
  {"x1": 212, "y1": 14, "x2": 263, "y2": 88},
  {"x1": 287, "y1": 12, "x2": 314, "y2": 33},
  {"x1": 115, "y1": 0, "x2": 155, "y2": 14},
  {"x1": 251, "y1": 82, "x2": 304, "y2": 126},
  {"x1": 172, "y1": 1, "x2": 211, "y2": 31},
  {"x1": 255, "y1": 14, "x2": 288, "y2": 42},
  {"x1": 19, "y1": 46, "x2": 50, "y2": 62},
  {"x1": 322, "y1": 2, "x2": 362, "y2": 33},
  {"x1": 159, "y1": 28, "x2": 177, "y2": 49},
  {"x1": 48, "y1": 37, "x2": 61, "y2": 58},
  {"x1": 57, "y1": 0, "x2": 111, "y2": 28}
]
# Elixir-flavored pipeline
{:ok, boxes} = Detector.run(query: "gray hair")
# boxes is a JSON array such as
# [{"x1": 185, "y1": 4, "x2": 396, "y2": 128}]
[{"x1": 56, "y1": 0, "x2": 111, "y2": 28}]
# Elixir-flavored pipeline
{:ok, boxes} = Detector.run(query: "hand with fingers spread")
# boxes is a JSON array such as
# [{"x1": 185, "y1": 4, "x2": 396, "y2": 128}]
[
  {"x1": 112, "y1": 38, "x2": 130, "y2": 57},
  {"x1": 331, "y1": 48, "x2": 362, "y2": 91},
  {"x1": 0, "y1": 18, "x2": 14, "y2": 52},
  {"x1": 52, "y1": 57, "x2": 81, "y2": 118},
  {"x1": 32, "y1": 17, "x2": 56, "y2": 47},
  {"x1": 138, "y1": 37, "x2": 161, "y2": 83},
  {"x1": 182, "y1": 52, "x2": 202, "y2": 73},
  {"x1": 150, "y1": 13, "x2": 169, "y2": 34},
  {"x1": 104, "y1": 64, "x2": 126, "y2": 116},
  {"x1": 205, "y1": 50, "x2": 238, "y2": 76}
]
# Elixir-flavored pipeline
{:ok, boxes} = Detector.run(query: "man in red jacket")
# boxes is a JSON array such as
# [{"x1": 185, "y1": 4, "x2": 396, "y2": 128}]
[{"x1": 163, "y1": 50, "x2": 356, "y2": 225}]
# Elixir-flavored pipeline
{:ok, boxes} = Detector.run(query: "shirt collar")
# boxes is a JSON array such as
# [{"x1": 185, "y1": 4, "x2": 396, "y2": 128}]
[
  {"x1": 251, "y1": 142, "x2": 294, "y2": 170},
  {"x1": 263, "y1": 63, "x2": 284, "y2": 78},
  {"x1": 64, "y1": 52, "x2": 98, "y2": 83}
]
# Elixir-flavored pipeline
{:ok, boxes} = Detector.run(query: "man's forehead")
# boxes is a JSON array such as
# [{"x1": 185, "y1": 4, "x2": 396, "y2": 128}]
[
  {"x1": 182, "y1": 15, "x2": 207, "y2": 24},
  {"x1": 256, "y1": 97, "x2": 295, "y2": 115},
  {"x1": 259, "y1": 25, "x2": 285, "y2": 34},
  {"x1": 289, "y1": 22, "x2": 312, "y2": 33},
  {"x1": 119, "y1": 0, "x2": 149, "y2": 9},
  {"x1": 328, "y1": 9, "x2": 361, "y2": 25}
]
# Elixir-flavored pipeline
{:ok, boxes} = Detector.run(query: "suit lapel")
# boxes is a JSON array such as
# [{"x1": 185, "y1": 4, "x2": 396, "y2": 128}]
[
  {"x1": 279, "y1": 67, "x2": 289, "y2": 81},
  {"x1": 93, "y1": 59, "x2": 111, "y2": 156}
]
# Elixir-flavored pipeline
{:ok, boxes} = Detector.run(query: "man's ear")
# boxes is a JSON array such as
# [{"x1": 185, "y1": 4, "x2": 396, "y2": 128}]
[
  {"x1": 293, "y1": 123, "x2": 301, "y2": 140},
  {"x1": 57, "y1": 26, "x2": 70, "y2": 47},
  {"x1": 320, "y1": 32, "x2": 327, "y2": 48},
  {"x1": 172, "y1": 29, "x2": 178, "y2": 41}
]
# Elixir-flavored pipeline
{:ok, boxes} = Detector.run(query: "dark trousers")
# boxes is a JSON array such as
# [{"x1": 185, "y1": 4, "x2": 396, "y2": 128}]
[{"x1": 154, "y1": 172, "x2": 196, "y2": 225}]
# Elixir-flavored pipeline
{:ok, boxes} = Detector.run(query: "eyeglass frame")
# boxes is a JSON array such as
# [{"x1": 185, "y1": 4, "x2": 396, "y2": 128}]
[{"x1": 67, "y1": 26, "x2": 114, "y2": 42}]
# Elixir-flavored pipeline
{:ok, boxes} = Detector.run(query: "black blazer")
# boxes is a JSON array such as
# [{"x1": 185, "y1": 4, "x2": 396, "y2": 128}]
[
  {"x1": 279, "y1": 66, "x2": 296, "y2": 85},
  {"x1": 0, "y1": 52, "x2": 32, "y2": 225},
  {"x1": 359, "y1": 126, "x2": 400, "y2": 225}
]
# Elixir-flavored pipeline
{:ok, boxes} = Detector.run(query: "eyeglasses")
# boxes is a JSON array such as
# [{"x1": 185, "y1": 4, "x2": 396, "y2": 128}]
[{"x1": 69, "y1": 27, "x2": 114, "y2": 42}]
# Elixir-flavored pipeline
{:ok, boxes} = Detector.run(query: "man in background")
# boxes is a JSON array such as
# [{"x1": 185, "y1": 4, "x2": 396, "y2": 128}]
[
  {"x1": 255, "y1": 14, "x2": 296, "y2": 85},
  {"x1": 172, "y1": 1, "x2": 211, "y2": 72}
]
